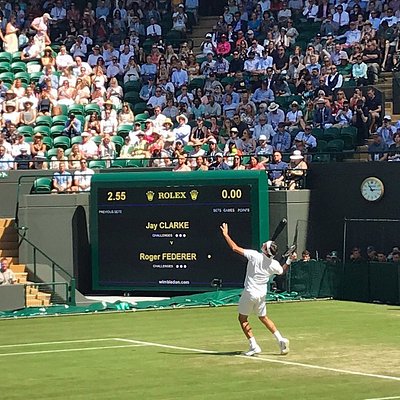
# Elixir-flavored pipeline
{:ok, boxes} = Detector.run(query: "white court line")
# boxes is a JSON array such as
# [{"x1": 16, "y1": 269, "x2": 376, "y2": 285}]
[
  {"x1": 0, "y1": 344, "x2": 143, "y2": 357},
  {"x1": 114, "y1": 338, "x2": 400, "y2": 383},
  {"x1": 363, "y1": 397, "x2": 400, "y2": 400},
  {"x1": 0, "y1": 338, "x2": 114, "y2": 348}
]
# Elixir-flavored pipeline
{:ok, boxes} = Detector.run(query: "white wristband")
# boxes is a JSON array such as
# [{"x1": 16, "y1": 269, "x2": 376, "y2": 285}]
[{"x1": 286, "y1": 257, "x2": 292, "y2": 265}]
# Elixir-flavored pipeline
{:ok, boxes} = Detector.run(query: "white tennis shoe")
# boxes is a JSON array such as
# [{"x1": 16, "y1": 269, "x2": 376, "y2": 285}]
[
  {"x1": 279, "y1": 338, "x2": 290, "y2": 355},
  {"x1": 244, "y1": 344, "x2": 262, "y2": 356}
]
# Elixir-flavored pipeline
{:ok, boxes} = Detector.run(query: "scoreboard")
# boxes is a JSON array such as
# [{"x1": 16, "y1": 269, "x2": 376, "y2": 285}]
[{"x1": 90, "y1": 171, "x2": 269, "y2": 292}]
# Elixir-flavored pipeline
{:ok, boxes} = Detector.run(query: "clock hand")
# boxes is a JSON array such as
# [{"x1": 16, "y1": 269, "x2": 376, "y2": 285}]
[{"x1": 368, "y1": 183, "x2": 374, "y2": 191}]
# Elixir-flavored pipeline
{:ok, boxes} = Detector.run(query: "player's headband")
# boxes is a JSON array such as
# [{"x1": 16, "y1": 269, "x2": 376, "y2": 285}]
[{"x1": 262, "y1": 240, "x2": 274, "y2": 258}]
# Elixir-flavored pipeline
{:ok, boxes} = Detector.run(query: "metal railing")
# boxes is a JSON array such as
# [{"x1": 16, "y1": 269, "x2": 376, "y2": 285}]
[
  {"x1": 24, "y1": 281, "x2": 70, "y2": 307},
  {"x1": 16, "y1": 225, "x2": 76, "y2": 306}
]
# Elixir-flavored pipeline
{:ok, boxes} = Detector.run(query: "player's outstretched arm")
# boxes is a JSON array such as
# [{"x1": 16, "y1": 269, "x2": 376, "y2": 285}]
[
  {"x1": 220, "y1": 223, "x2": 245, "y2": 256},
  {"x1": 281, "y1": 252, "x2": 297, "y2": 274}
]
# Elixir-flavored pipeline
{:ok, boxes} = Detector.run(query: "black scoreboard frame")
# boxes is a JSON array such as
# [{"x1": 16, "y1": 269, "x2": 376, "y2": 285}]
[{"x1": 90, "y1": 170, "x2": 269, "y2": 292}]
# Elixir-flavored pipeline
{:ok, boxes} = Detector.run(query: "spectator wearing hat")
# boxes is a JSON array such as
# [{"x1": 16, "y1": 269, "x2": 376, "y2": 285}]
[
  {"x1": 30, "y1": 133, "x2": 46, "y2": 158},
  {"x1": 377, "y1": 115, "x2": 396, "y2": 147},
  {"x1": 336, "y1": 51, "x2": 353, "y2": 78},
  {"x1": 216, "y1": 34, "x2": 231, "y2": 57},
  {"x1": 267, "y1": 102, "x2": 285, "y2": 130},
  {"x1": 14, "y1": 147, "x2": 33, "y2": 170},
  {"x1": 313, "y1": 98, "x2": 334, "y2": 129},
  {"x1": 56, "y1": 45, "x2": 74, "y2": 71},
  {"x1": 286, "y1": 101, "x2": 305, "y2": 131},
  {"x1": 70, "y1": 36, "x2": 87, "y2": 60},
  {"x1": 286, "y1": 150, "x2": 308, "y2": 190},
  {"x1": 200, "y1": 34, "x2": 216, "y2": 57},
  {"x1": 187, "y1": 139, "x2": 206, "y2": 167},
  {"x1": 30, "y1": 13, "x2": 52, "y2": 54},
  {"x1": 172, "y1": 4, "x2": 188, "y2": 32},
  {"x1": 368, "y1": 132, "x2": 388, "y2": 161},
  {"x1": 255, "y1": 134, "x2": 274, "y2": 164},
  {"x1": 173, "y1": 114, "x2": 191, "y2": 145},
  {"x1": 200, "y1": 53, "x2": 216, "y2": 77},
  {"x1": 209, "y1": 152, "x2": 230, "y2": 170},
  {"x1": 2, "y1": 102, "x2": 20, "y2": 126},
  {"x1": 19, "y1": 100, "x2": 36, "y2": 127}
]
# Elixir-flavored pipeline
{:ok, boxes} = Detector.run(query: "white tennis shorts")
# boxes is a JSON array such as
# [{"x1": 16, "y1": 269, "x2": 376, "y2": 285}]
[{"x1": 238, "y1": 291, "x2": 267, "y2": 317}]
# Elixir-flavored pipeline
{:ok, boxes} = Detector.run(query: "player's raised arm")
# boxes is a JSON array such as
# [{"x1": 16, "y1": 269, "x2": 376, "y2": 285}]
[
  {"x1": 281, "y1": 251, "x2": 297, "y2": 274},
  {"x1": 220, "y1": 223, "x2": 245, "y2": 256}
]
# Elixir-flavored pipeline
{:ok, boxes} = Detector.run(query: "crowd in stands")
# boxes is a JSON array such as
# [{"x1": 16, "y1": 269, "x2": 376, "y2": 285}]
[
  {"x1": 299, "y1": 245, "x2": 400, "y2": 263},
  {"x1": 0, "y1": 0, "x2": 399, "y2": 191}
]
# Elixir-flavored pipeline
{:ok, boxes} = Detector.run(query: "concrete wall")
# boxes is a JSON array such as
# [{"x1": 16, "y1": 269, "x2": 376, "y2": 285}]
[{"x1": 18, "y1": 193, "x2": 90, "y2": 277}]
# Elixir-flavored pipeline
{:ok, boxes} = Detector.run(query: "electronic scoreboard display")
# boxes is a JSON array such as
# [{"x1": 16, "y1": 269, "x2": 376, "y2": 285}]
[{"x1": 90, "y1": 171, "x2": 269, "y2": 292}]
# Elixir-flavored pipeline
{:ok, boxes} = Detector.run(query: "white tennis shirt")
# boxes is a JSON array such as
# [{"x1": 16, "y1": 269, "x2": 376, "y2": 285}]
[{"x1": 243, "y1": 249, "x2": 283, "y2": 297}]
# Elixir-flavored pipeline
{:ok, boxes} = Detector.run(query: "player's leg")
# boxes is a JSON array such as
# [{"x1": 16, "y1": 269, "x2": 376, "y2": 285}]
[
  {"x1": 238, "y1": 293, "x2": 261, "y2": 356},
  {"x1": 257, "y1": 301, "x2": 290, "y2": 355}
]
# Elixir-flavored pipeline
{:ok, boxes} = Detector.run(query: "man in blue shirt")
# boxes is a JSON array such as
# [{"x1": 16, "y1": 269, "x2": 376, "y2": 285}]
[
  {"x1": 140, "y1": 55, "x2": 157, "y2": 82},
  {"x1": 63, "y1": 113, "x2": 82, "y2": 138},
  {"x1": 268, "y1": 151, "x2": 288, "y2": 188},
  {"x1": 271, "y1": 122, "x2": 292, "y2": 152},
  {"x1": 52, "y1": 162, "x2": 72, "y2": 193}
]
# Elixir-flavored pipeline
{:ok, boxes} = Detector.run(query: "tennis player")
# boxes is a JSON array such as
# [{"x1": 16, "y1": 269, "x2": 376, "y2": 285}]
[{"x1": 220, "y1": 222, "x2": 295, "y2": 356}]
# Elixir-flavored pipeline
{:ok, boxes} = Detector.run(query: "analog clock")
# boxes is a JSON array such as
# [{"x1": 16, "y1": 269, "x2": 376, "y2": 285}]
[{"x1": 360, "y1": 177, "x2": 384, "y2": 202}]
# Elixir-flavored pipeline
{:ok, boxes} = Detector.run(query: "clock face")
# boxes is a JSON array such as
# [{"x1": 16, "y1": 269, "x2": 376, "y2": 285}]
[{"x1": 361, "y1": 177, "x2": 384, "y2": 202}]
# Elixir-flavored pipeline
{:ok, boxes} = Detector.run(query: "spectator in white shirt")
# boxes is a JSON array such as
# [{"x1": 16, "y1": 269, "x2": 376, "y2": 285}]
[
  {"x1": 56, "y1": 45, "x2": 74, "y2": 71},
  {"x1": 106, "y1": 56, "x2": 124, "y2": 78}
]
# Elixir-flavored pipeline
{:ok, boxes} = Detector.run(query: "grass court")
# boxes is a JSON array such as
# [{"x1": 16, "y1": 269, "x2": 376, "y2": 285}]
[{"x1": 1, "y1": 300, "x2": 399, "y2": 400}]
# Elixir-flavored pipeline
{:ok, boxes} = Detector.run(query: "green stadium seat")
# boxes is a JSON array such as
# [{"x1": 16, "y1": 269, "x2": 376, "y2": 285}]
[
  {"x1": 34, "y1": 126, "x2": 51, "y2": 136},
  {"x1": 134, "y1": 112, "x2": 148, "y2": 122},
  {"x1": 71, "y1": 136, "x2": 83, "y2": 146},
  {"x1": 31, "y1": 177, "x2": 52, "y2": 194},
  {"x1": 11, "y1": 51, "x2": 22, "y2": 62},
  {"x1": 42, "y1": 137, "x2": 53, "y2": 150},
  {"x1": 14, "y1": 71, "x2": 30, "y2": 84},
  {"x1": 29, "y1": 71, "x2": 43, "y2": 83},
  {"x1": 126, "y1": 158, "x2": 144, "y2": 168},
  {"x1": 311, "y1": 127, "x2": 324, "y2": 139},
  {"x1": 68, "y1": 103, "x2": 84, "y2": 116},
  {"x1": 53, "y1": 136, "x2": 71, "y2": 150},
  {"x1": 188, "y1": 77, "x2": 205, "y2": 91},
  {"x1": 220, "y1": 76, "x2": 235, "y2": 87},
  {"x1": 35, "y1": 115, "x2": 53, "y2": 127},
  {"x1": 52, "y1": 115, "x2": 69, "y2": 126},
  {"x1": 124, "y1": 80, "x2": 141, "y2": 92},
  {"x1": 46, "y1": 148, "x2": 59, "y2": 159},
  {"x1": 323, "y1": 127, "x2": 341, "y2": 142},
  {"x1": 0, "y1": 51, "x2": 12, "y2": 63},
  {"x1": 84, "y1": 103, "x2": 101, "y2": 116},
  {"x1": 111, "y1": 136, "x2": 124, "y2": 154},
  {"x1": 316, "y1": 139, "x2": 328, "y2": 153},
  {"x1": 111, "y1": 159, "x2": 127, "y2": 168},
  {"x1": 17, "y1": 126, "x2": 34, "y2": 136},
  {"x1": 117, "y1": 124, "x2": 133, "y2": 137},
  {"x1": 65, "y1": 148, "x2": 72, "y2": 157},
  {"x1": 133, "y1": 102, "x2": 147, "y2": 114},
  {"x1": 312, "y1": 154, "x2": 331, "y2": 162},
  {"x1": 50, "y1": 125, "x2": 65, "y2": 138},
  {"x1": 124, "y1": 91, "x2": 141, "y2": 104},
  {"x1": 0, "y1": 61, "x2": 10, "y2": 74},
  {"x1": 91, "y1": 135, "x2": 102, "y2": 145},
  {"x1": 11, "y1": 61, "x2": 27, "y2": 73},
  {"x1": 26, "y1": 61, "x2": 42, "y2": 74},
  {"x1": 89, "y1": 160, "x2": 107, "y2": 169},
  {"x1": 0, "y1": 71, "x2": 15, "y2": 85}
]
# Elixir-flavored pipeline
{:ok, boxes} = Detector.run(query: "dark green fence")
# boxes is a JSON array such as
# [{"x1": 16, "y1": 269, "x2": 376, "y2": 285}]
[{"x1": 288, "y1": 261, "x2": 400, "y2": 305}]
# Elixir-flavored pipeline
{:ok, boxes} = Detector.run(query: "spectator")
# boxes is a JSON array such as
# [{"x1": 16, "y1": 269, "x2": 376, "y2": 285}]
[
  {"x1": 377, "y1": 115, "x2": 396, "y2": 147},
  {"x1": 267, "y1": 102, "x2": 285, "y2": 130},
  {"x1": 368, "y1": 132, "x2": 388, "y2": 161},
  {"x1": 72, "y1": 159, "x2": 94, "y2": 192},
  {"x1": 79, "y1": 132, "x2": 99, "y2": 160},
  {"x1": 173, "y1": 154, "x2": 192, "y2": 171},
  {"x1": 0, "y1": 145, "x2": 13, "y2": 171},
  {"x1": 63, "y1": 113, "x2": 82, "y2": 138},
  {"x1": 52, "y1": 162, "x2": 72, "y2": 193},
  {"x1": 313, "y1": 98, "x2": 334, "y2": 129},
  {"x1": 294, "y1": 125, "x2": 317, "y2": 152},
  {"x1": 0, "y1": 258, "x2": 16, "y2": 285},
  {"x1": 268, "y1": 150, "x2": 288, "y2": 188},
  {"x1": 271, "y1": 122, "x2": 292, "y2": 152},
  {"x1": 286, "y1": 150, "x2": 308, "y2": 190}
]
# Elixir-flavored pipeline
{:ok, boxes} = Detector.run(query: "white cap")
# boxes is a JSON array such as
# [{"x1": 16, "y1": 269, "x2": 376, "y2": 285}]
[{"x1": 259, "y1": 134, "x2": 267, "y2": 141}]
